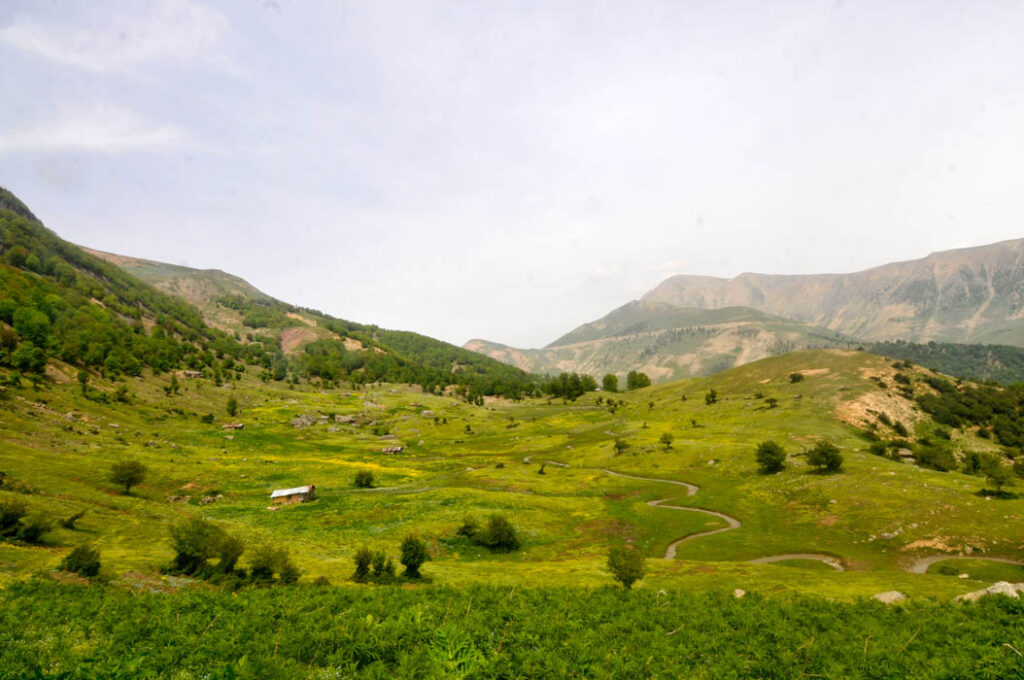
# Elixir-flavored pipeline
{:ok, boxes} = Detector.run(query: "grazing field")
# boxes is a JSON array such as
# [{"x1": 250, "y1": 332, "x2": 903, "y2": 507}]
[{"x1": 3, "y1": 348, "x2": 1024, "y2": 601}]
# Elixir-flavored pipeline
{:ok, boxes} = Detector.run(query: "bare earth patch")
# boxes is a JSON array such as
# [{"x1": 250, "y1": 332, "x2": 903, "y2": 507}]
[
  {"x1": 281, "y1": 327, "x2": 322, "y2": 354},
  {"x1": 835, "y1": 389, "x2": 923, "y2": 430}
]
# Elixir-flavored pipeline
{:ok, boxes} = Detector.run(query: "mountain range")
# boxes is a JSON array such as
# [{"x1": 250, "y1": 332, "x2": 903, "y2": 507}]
[{"x1": 465, "y1": 239, "x2": 1024, "y2": 381}]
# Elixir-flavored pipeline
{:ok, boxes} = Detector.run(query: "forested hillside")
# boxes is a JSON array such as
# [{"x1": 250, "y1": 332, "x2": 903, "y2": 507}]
[{"x1": 0, "y1": 188, "x2": 537, "y2": 398}]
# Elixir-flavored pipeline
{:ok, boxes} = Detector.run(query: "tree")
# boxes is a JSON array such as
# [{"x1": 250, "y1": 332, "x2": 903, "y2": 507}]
[
  {"x1": 626, "y1": 371, "x2": 651, "y2": 390},
  {"x1": 249, "y1": 544, "x2": 300, "y2": 584},
  {"x1": 400, "y1": 535, "x2": 429, "y2": 578},
  {"x1": 354, "y1": 470, "x2": 374, "y2": 488},
  {"x1": 16, "y1": 513, "x2": 52, "y2": 544},
  {"x1": 705, "y1": 389, "x2": 718, "y2": 405},
  {"x1": 986, "y1": 463, "x2": 1015, "y2": 495},
  {"x1": 226, "y1": 395, "x2": 238, "y2": 417},
  {"x1": 789, "y1": 372, "x2": 805, "y2": 383},
  {"x1": 807, "y1": 442, "x2": 843, "y2": 473},
  {"x1": 765, "y1": 397, "x2": 778, "y2": 409},
  {"x1": 0, "y1": 498, "x2": 28, "y2": 538},
  {"x1": 602, "y1": 373, "x2": 618, "y2": 393},
  {"x1": 109, "y1": 460, "x2": 147, "y2": 495},
  {"x1": 613, "y1": 438, "x2": 630, "y2": 455},
  {"x1": 660, "y1": 432, "x2": 674, "y2": 450},
  {"x1": 607, "y1": 545, "x2": 645, "y2": 590},
  {"x1": 217, "y1": 533, "x2": 245, "y2": 574},
  {"x1": 77, "y1": 369, "x2": 89, "y2": 395},
  {"x1": 756, "y1": 441, "x2": 786, "y2": 474}
]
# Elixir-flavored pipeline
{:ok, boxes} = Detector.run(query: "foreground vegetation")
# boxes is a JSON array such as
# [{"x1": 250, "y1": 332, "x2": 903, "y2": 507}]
[{"x1": 3, "y1": 581, "x2": 1024, "y2": 679}]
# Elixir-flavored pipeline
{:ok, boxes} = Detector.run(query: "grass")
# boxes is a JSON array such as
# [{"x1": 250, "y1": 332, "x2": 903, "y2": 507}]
[{"x1": 3, "y1": 349, "x2": 1024, "y2": 599}]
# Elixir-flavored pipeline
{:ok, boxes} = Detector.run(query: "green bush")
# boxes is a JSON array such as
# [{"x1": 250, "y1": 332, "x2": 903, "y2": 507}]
[
  {"x1": 479, "y1": 514, "x2": 520, "y2": 552},
  {"x1": 914, "y1": 444, "x2": 957, "y2": 472},
  {"x1": 807, "y1": 442, "x2": 843, "y2": 473},
  {"x1": 400, "y1": 535, "x2": 429, "y2": 578},
  {"x1": 0, "y1": 498, "x2": 28, "y2": 538},
  {"x1": 354, "y1": 470, "x2": 374, "y2": 488},
  {"x1": 607, "y1": 545, "x2": 645, "y2": 590},
  {"x1": 59, "y1": 544, "x2": 101, "y2": 578},
  {"x1": 755, "y1": 441, "x2": 786, "y2": 474}
]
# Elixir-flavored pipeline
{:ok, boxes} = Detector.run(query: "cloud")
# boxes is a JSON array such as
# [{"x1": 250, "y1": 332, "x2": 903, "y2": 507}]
[
  {"x1": 0, "y1": 102, "x2": 189, "y2": 154},
  {"x1": 0, "y1": 0, "x2": 236, "y2": 75}
]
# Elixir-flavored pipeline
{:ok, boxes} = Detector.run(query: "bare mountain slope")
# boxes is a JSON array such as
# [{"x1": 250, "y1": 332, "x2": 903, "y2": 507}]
[
  {"x1": 643, "y1": 239, "x2": 1024, "y2": 345},
  {"x1": 465, "y1": 301, "x2": 853, "y2": 382}
]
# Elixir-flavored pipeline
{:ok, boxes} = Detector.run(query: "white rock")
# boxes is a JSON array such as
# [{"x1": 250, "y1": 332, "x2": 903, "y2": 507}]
[
  {"x1": 733, "y1": 589, "x2": 746, "y2": 599},
  {"x1": 873, "y1": 591, "x2": 907, "y2": 605}
]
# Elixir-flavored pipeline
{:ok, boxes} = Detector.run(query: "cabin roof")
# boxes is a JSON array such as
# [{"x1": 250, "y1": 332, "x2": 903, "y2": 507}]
[{"x1": 270, "y1": 485, "x2": 314, "y2": 498}]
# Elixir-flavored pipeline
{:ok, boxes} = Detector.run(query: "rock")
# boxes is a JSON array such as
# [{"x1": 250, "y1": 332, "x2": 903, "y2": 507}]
[
  {"x1": 335, "y1": 415, "x2": 355, "y2": 424},
  {"x1": 958, "y1": 573, "x2": 970, "y2": 579},
  {"x1": 63, "y1": 412, "x2": 77, "y2": 422},
  {"x1": 732, "y1": 589, "x2": 746, "y2": 599},
  {"x1": 290, "y1": 413, "x2": 317, "y2": 428},
  {"x1": 326, "y1": 426, "x2": 339, "y2": 433},
  {"x1": 421, "y1": 410, "x2": 434, "y2": 416},
  {"x1": 956, "y1": 581, "x2": 1024, "y2": 602},
  {"x1": 873, "y1": 591, "x2": 907, "y2": 604}
]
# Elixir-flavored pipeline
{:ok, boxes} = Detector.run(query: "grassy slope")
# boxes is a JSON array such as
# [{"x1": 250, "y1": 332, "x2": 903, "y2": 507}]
[{"x1": 2, "y1": 349, "x2": 1023, "y2": 600}]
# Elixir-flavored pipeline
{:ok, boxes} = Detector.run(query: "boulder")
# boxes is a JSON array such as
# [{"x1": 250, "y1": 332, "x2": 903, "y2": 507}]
[
  {"x1": 733, "y1": 589, "x2": 746, "y2": 599},
  {"x1": 956, "y1": 581, "x2": 1024, "y2": 602},
  {"x1": 873, "y1": 591, "x2": 907, "y2": 605}
]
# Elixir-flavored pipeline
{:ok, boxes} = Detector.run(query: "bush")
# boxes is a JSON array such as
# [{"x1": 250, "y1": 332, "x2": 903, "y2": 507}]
[
  {"x1": 169, "y1": 517, "x2": 224, "y2": 575},
  {"x1": 249, "y1": 544, "x2": 300, "y2": 584},
  {"x1": 789, "y1": 372, "x2": 805, "y2": 383},
  {"x1": 607, "y1": 545, "x2": 645, "y2": 590},
  {"x1": 479, "y1": 514, "x2": 520, "y2": 552},
  {"x1": 200, "y1": 413, "x2": 214, "y2": 424},
  {"x1": 16, "y1": 513, "x2": 52, "y2": 544},
  {"x1": 371, "y1": 550, "x2": 395, "y2": 579},
  {"x1": 0, "y1": 498, "x2": 28, "y2": 538},
  {"x1": 456, "y1": 516, "x2": 479, "y2": 540},
  {"x1": 352, "y1": 546, "x2": 373, "y2": 582},
  {"x1": 756, "y1": 441, "x2": 786, "y2": 474},
  {"x1": 400, "y1": 535, "x2": 429, "y2": 578},
  {"x1": 914, "y1": 444, "x2": 957, "y2": 472},
  {"x1": 60, "y1": 544, "x2": 101, "y2": 578},
  {"x1": 354, "y1": 470, "x2": 374, "y2": 488},
  {"x1": 807, "y1": 442, "x2": 843, "y2": 473},
  {"x1": 705, "y1": 389, "x2": 718, "y2": 405}
]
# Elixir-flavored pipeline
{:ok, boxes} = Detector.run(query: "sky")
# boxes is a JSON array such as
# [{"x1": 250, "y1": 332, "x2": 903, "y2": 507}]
[{"x1": 2, "y1": 1, "x2": 1024, "y2": 348}]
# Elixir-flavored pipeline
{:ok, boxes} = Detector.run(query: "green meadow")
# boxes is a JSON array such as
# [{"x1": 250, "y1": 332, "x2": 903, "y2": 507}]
[{"x1": 3, "y1": 348, "x2": 1023, "y2": 602}]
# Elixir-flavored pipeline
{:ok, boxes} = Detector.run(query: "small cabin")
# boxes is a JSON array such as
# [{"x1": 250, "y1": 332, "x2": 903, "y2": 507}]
[{"x1": 270, "y1": 485, "x2": 316, "y2": 505}]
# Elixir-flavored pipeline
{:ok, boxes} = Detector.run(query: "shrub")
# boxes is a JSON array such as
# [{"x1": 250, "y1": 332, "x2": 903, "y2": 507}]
[
  {"x1": 226, "y1": 396, "x2": 238, "y2": 417},
  {"x1": 607, "y1": 545, "x2": 645, "y2": 590},
  {"x1": 807, "y1": 442, "x2": 843, "y2": 473},
  {"x1": 914, "y1": 444, "x2": 957, "y2": 472},
  {"x1": 660, "y1": 433, "x2": 674, "y2": 450},
  {"x1": 16, "y1": 513, "x2": 52, "y2": 544},
  {"x1": 61, "y1": 510, "x2": 86, "y2": 530},
  {"x1": 200, "y1": 413, "x2": 214, "y2": 424},
  {"x1": 456, "y1": 516, "x2": 479, "y2": 540},
  {"x1": 0, "y1": 498, "x2": 28, "y2": 538},
  {"x1": 985, "y1": 463, "x2": 1015, "y2": 494},
  {"x1": 613, "y1": 439, "x2": 629, "y2": 455},
  {"x1": 353, "y1": 546, "x2": 373, "y2": 582},
  {"x1": 371, "y1": 550, "x2": 395, "y2": 579},
  {"x1": 60, "y1": 544, "x2": 101, "y2": 578},
  {"x1": 400, "y1": 535, "x2": 429, "y2": 578},
  {"x1": 705, "y1": 389, "x2": 718, "y2": 405},
  {"x1": 169, "y1": 517, "x2": 223, "y2": 575},
  {"x1": 479, "y1": 514, "x2": 520, "y2": 552},
  {"x1": 893, "y1": 421, "x2": 909, "y2": 437},
  {"x1": 756, "y1": 441, "x2": 786, "y2": 474},
  {"x1": 249, "y1": 544, "x2": 300, "y2": 584},
  {"x1": 789, "y1": 372, "x2": 805, "y2": 383},
  {"x1": 354, "y1": 470, "x2": 374, "y2": 488}
]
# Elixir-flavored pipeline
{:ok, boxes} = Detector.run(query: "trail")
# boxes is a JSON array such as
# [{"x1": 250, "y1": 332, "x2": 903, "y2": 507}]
[
  {"x1": 522, "y1": 456, "x2": 742, "y2": 559},
  {"x1": 908, "y1": 555, "x2": 1024, "y2": 574},
  {"x1": 748, "y1": 553, "x2": 845, "y2": 571}
]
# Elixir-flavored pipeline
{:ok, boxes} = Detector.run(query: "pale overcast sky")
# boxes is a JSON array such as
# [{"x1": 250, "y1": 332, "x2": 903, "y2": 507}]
[{"x1": 2, "y1": 1, "x2": 1024, "y2": 348}]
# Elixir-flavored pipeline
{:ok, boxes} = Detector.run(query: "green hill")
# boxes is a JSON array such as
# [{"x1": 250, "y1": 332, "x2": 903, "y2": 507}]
[{"x1": 0, "y1": 187, "x2": 536, "y2": 399}]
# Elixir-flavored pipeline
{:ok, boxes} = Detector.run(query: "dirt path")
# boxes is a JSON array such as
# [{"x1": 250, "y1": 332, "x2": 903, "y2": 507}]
[
  {"x1": 600, "y1": 469, "x2": 741, "y2": 558},
  {"x1": 908, "y1": 555, "x2": 1024, "y2": 574},
  {"x1": 749, "y1": 553, "x2": 845, "y2": 571}
]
